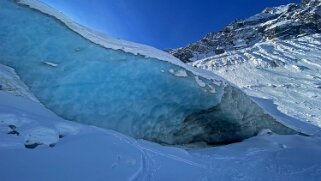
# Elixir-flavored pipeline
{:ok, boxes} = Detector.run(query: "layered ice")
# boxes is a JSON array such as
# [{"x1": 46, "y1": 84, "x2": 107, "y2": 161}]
[{"x1": 0, "y1": 0, "x2": 296, "y2": 145}]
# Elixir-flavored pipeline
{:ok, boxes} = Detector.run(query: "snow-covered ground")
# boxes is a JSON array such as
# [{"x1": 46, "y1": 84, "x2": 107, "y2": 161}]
[
  {"x1": 1, "y1": 67, "x2": 321, "y2": 180},
  {"x1": 193, "y1": 34, "x2": 321, "y2": 127},
  {"x1": 1, "y1": 0, "x2": 321, "y2": 180}
]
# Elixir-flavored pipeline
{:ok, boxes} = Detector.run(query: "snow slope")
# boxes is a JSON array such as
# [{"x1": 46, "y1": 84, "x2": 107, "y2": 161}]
[
  {"x1": 169, "y1": 0, "x2": 321, "y2": 130},
  {"x1": 193, "y1": 34, "x2": 321, "y2": 127}
]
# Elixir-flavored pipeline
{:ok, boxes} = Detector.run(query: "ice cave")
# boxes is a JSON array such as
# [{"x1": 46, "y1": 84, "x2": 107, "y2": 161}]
[{"x1": 0, "y1": 0, "x2": 296, "y2": 145}]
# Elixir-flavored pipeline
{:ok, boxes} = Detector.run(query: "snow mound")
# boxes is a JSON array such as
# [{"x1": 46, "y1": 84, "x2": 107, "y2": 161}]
[
  {"x1": 24, "y1": 127, "x2": 59, "y2": 148},
  {"x1": 0, "y1": 92, "x2": 82, "y2": 149}
]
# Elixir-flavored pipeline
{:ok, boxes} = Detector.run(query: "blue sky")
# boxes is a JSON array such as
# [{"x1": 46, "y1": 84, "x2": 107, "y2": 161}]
[{"x1": 41, "y1": 0, "x2": 300, "y2": 49}]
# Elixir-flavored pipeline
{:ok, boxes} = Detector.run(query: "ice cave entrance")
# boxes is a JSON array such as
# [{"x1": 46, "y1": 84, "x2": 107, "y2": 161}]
[{"x1": 0, "y1": 0, "x2": 297, "y2": 146}]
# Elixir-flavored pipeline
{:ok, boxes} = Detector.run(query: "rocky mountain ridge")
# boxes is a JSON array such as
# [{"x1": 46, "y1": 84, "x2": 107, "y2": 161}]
[{"x1": 168, "y1": 0, "x2": 321, "y2": 62}]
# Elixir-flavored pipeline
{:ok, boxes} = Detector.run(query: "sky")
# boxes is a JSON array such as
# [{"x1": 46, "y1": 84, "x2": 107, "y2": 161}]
[{"x1": 40, "y1": 0, "x2": 300, "y2": 49}]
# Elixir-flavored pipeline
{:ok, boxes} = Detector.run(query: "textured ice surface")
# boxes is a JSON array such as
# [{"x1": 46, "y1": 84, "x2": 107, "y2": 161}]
[{"x1": 0, "y1": 0, "x2": 295, "y2": 145}]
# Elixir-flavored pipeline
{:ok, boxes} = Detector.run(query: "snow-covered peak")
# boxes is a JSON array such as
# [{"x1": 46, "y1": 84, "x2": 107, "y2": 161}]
[
  {"x1": 262, "y1": 3, "x2": 295, "y2": 15},
  {"x1": 168, "y1": 0, "x2": 321, "y2": 62}
]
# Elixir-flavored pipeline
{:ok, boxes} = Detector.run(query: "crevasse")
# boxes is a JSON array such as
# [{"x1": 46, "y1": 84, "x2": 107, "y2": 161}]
[{"x1": 0, "y1": 0, "x2": 296, "y2": 145}]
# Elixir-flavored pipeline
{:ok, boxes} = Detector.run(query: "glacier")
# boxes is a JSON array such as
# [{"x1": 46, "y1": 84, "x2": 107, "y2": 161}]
[{"x1": 0, "y1": 0, "x2": 297, "y2": 145}]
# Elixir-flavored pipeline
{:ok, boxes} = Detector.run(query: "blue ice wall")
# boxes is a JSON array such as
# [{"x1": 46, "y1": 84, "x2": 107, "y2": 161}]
[{"x1": 0, "y1": 0, "x2": 295, "y2": 144}]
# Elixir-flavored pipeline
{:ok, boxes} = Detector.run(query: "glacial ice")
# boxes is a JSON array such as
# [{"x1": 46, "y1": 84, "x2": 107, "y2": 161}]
[{"x1": 0, "y1": 0, "x2": 296, "y2": 145}]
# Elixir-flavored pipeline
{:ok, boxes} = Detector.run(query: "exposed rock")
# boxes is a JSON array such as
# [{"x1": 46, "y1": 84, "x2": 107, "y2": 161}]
[{"x1": 168, "y1": 0, "x2": 321, "y2": 62}]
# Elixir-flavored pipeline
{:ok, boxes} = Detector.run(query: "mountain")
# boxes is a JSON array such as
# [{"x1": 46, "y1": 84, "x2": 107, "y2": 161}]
[
  {"x1": 168, "y1": 0, "x2": 321, "y2": 62},
  {"x1": 168, "y1": 0, "x2": 321, "y2": 127},
  {"x1": 192, "y1": 34, "x2": 321, "y2": 127}
]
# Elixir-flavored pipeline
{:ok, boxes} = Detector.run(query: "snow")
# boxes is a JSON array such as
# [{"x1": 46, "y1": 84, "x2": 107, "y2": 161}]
[
  {"x1": 0, "y1": 0, "x2": 321, "y2": 179},
  {"x1": 168, "y1": 69, "x2": 188, "y2": 77},
  {"x1": 233, "y1": 39, "x2": 247, "y2": 48},
  {"x1": 265, "y1": 20, "x2": 294, "y2": 30},
  {"x1": 246, "y1": 3, "x2": 293, "y2": 24},
  {"x1": 266, "y1": 4, "x2": 294, "y2": 15},
  {"x1": 1, "y1": 91, "x2": 321, "y2": 180},
  {"x1": 24, "y1": 127, "x2": 59, "y2": 147},
  {"x1": 193, "y1": 34, "x2": 321, "y2": 127}
]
